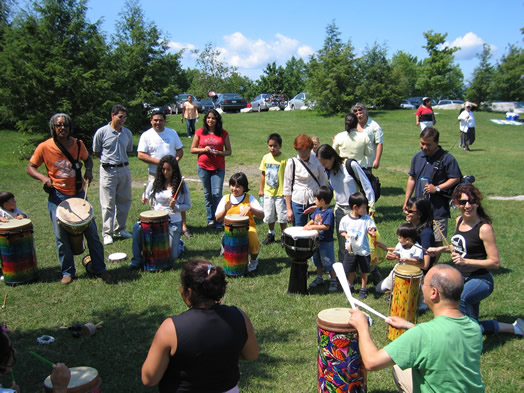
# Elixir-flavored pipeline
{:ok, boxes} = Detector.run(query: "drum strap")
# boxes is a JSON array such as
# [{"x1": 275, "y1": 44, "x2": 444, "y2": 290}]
[
  {"x1": 291, "y1": 158, "x2": 320, "y2": 192},
  {"x1": 54, "y1": 138, "x2": 83, "y2": 193}
]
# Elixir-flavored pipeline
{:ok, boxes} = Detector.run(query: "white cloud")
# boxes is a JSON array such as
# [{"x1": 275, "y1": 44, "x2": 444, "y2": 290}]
[
  {"x1": 443, "y1": 32, "x2": 496, "y2": 60},
  {"x1": 167, "y1": 41, "x2": 198, "y2": 58}
]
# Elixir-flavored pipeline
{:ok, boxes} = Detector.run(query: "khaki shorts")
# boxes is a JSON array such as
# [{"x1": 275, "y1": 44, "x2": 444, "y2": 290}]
[{"x1": 263, "y1": 196, "x2": 287, "y2": 224}]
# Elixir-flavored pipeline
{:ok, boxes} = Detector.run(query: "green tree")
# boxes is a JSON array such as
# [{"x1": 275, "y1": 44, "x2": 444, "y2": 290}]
[
  {"x1": 308, "y1": 21, "x2": 358, "y2": 114},
  {"x1": 282, "y1": 56, "x2": 307, "y2": 99},
  {"x1": 257, "y1": 62, "x2": 286, "y2": 94},
  {"x1": 391, "y1": 50, "x2": 421, "y2": 98},
  {"x1": 465, "y1": 44, "x2": 495, "y2": 104},
  {"x1": 490, "y1": 44, "x2": 524, "y2": 101},
  {"x1": 416, "y1": 30, "x2": 464, "y2": 99},
  {"x1": 355, "y1": 43, "x2": 402, "y2": 109},
  {"x1": 0, "y1": 0, "x2": 111, "y2": 136},
  {"x1": 223, "y1": 72, "x2": 256, "y2": 99}
]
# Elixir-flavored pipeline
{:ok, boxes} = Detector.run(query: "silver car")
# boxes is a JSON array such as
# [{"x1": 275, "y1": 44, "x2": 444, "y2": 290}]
[
  {"x1": 250, "y1": 94, "x2": 271, "y2": 112},
  {"x1": 289, "y1": 92, "x2": 315, "y2": 110}
]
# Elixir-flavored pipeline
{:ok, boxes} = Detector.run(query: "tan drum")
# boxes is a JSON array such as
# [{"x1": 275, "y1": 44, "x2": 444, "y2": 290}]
[
  {"x1": 56, "y1": 198, "x2": 94, "y2": 255},
  {"x1": 388, "y1": 264, "x2": 423, "y2": 341},
  {"x1": 43, "y1": 366, "x2": 101, "y2": 393}
]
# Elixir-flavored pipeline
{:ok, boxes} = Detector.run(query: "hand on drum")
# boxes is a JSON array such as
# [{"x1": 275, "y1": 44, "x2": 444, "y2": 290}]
[
  {"x1": 239, "y1": 205, "x2": 251, "y2": 216},
  {"x1": 51, "y1": 363, "x2": 71, "y2": 391}
]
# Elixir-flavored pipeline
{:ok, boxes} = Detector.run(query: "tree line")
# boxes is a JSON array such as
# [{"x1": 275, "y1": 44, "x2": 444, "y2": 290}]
[{"x1": 1, "y1": 1, "x2": 522, "y2": 140}]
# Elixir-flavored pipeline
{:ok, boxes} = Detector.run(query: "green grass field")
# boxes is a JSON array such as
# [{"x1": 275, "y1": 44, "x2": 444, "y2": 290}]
[{"x1": 0, "y1": 108, "x2": 523, "y2": 392}]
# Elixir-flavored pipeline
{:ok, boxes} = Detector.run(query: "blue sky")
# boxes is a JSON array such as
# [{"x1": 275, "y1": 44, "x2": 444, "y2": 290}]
[{"x1": 85, "y1": 0, "x2": 523, "y2": 84}]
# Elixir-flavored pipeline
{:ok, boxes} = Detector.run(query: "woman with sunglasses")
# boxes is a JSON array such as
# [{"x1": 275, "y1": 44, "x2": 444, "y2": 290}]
[
  {"x1": 428, "y1": 184, "x2": 523, "y2": 336},
  {"x1": 403, "y1": 197, "x2": 435, "y2": 273}
]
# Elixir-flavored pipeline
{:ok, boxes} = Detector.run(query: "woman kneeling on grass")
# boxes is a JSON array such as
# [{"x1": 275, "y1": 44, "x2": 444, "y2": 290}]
[
  {"x1": 142, "y1": 260, "x2": 259, "y2": 392},
  {"x1": 428, "y1": 184, "x2": 523, "y2": 336}
]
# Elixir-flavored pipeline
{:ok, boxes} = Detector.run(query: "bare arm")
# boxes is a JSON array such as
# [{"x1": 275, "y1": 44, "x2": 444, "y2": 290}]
[
  {"x1": 138, "y1": 152, "x2": 160, "y2": 166},
  {"x1": 26, "y1": 162, "x2": 52, "y2": 187},
  {"x1": 452, "y1": 223, "x2": 500, "y2": 270},
  {"x1": 373, "y1": 143, "x2": 383, "y2": 169},
  {"x1": 142, "y1": 318, "x2": 177, "y2": 386},
  {"x1": 424, "y1": 177, "x2": 460, "y2": 195},
  {"x1": 239, "y1": 309, "x2": 259, "y2": 361},
  {"x1": 285, "y1": 195, "x2": 293, "y2": 223},
  {"x1": 416, "y1": 115, "x2": 420, "y2": 126},
  {"x1": 259, "y1": 172, "x2": 265, "y2": 197},
  {"x1": 220, "y1": 135, "x2": 232, "y2": 157},
  {"x1": 403, "y1": 176, "x2": 416, "y2": 211},
  {"x1": 175, "y1": 148, "x2": 183, "y2": 161}
]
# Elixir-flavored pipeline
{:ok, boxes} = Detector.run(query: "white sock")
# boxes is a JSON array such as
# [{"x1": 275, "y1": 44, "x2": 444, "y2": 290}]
[
  {"x1": 513, "y1": 320, "x2": 523, "y2": 335},
  {"x1": 268, "y1": 230, "x2": 275, "y2": 235}
]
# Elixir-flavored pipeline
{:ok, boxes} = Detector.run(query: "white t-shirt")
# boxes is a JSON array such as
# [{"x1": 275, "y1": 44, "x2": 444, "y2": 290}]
[
  {"x1": 215, "y1": 193, "x2": 262, "y2": 216},
  {"x1": 393, "y1": 242, "x2": 424, "y2": 260},
  {"x1": 458, "y1": 110, "x2": 475, "y2": 132},
  {"x1": 338, "y1": 214, "x2": 376, "y2": 256},
  {"x1": 137, "y1": 128, "x2": 183, "y2": 175}
]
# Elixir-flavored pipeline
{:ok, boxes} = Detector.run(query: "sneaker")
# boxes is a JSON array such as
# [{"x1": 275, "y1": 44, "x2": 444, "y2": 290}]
[
  {"x1": 99, "y1": 271, "x2": 113, "y2": 284},
  {"x1": 116, "y1": 230, "x2": 132, "y2": 239},
  {"x1": 262, "y1": 233, "x2": 275, "y2": 245},
  {"x1": 61, "y1": 276, "x2": 73, "y2": 285},
  {"x1": 247, "y1": 258, "x2": 258, "y2": 273},
  {"x1": 328, "y1": 280, "x2": 338, "y2": 293},
  {"x1": 369, "y1": 268, "x2": 382, "y2": 286},
  {"x1": 513, "y1": 318, "x2": 524, "y2": 336},
  {"x1": 358, "y1": 287, "x2": 368, "y2": 299},
  {"x1": 103, "y1": 235, "x2": 113, "y2": 245},
  {"x1": 309, "y1": 276, "x2": 324, "y2": 288}
]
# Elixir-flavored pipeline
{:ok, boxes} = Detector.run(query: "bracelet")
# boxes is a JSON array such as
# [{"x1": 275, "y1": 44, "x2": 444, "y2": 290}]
[{"x1": 405, "y1": 322, "x2": 409, "y2": 329}]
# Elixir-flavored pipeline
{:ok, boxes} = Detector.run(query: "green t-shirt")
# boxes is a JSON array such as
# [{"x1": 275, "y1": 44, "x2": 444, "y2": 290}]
[
  {"x1": 385, "y1": 315, "x2": 484, "y2": 393},
  {"x1": 259, "y1": 152, "x2": 288, "y2": 197}
]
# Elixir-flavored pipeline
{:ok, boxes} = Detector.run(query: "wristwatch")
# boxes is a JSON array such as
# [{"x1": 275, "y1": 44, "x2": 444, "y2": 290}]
[{"x1": 435, "y1": 186, "x2": 441, "y2": 192}]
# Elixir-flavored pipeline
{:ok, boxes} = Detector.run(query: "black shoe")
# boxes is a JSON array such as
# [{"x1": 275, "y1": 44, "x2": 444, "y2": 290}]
[
  {"x1": 127, "y1": 264, "x2": 141, "y2": 271},
  {"x1": 369, "y1": 268, "x2": 382, "y2": 286},
  {"x1": 262, "y1": 233, "x2": 275, "y2": 245}
]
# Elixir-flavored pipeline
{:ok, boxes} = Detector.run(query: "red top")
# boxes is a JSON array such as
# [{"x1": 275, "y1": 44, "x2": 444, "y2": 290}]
[{"x1": 196, "y1": 128, "x2": 229, "y2": 170}]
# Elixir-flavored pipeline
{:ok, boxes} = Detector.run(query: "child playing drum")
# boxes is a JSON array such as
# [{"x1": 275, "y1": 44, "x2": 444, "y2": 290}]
[
  {"x1": 375, "y1": 223, "x2": 424, "y2": 294},
  {"x1": 128, "y1": 155, "x2": 191, "y2": 270},
  {"x1": 338, "y1": 192, "x2": 376, "y2": 299},
  {"x1": 0, "y1": 192, "x2": 27, "y2": 222},
  {"x1": 215, "y1": 173, "x2": 264, "y2": 273},
  {"x1": 304, "y1": 186, "x2": 338, "y2": 292}
]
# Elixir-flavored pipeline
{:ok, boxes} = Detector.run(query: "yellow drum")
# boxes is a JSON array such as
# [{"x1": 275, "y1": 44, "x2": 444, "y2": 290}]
[{"x1": 388, "y1": 264, "x2": 423, "y2": 341}]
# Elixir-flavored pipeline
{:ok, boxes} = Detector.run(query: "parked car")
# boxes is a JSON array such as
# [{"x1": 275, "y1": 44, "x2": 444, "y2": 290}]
[
  {"x1": 214, "y1": 93, "x2": 248, "y2": 112},
  {"x1": 489, "y1": 101, "x2": 524, "y2": 114},
  {"x1": 400, "y1": 100, "x2": 416, "y2": 109},
  {"x1": 433, "y1": 99, "x2": 464, "y2": 110},
  {"x1": 172, "y1": 94, "x2": 202, "y2": 114},
  {"x1": 199, "y1": 99, "x2": 215, "y2": 112},
  {"x1": 268, "y1": 93, "x2": 289, "y2": 110},
  {"x1": 288, "y1": 92, "x2": 315, "y2": 110},
  {"x1": 250, "y1": 93, "x2": 271, "y2": 112}
]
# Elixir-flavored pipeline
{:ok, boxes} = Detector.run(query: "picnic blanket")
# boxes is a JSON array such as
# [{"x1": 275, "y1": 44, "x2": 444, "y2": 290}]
[{"x1": 490, "y1": 119, "x2": 523, "y2": 125}]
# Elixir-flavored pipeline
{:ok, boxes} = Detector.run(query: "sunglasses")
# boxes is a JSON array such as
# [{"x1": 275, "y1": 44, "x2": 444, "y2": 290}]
[
  {"x1": 406, "y1": 209, "x2": 418, "y2": 214},
  {"x1": 457, "y1": 199, "x2": 476, "y2": 206}
]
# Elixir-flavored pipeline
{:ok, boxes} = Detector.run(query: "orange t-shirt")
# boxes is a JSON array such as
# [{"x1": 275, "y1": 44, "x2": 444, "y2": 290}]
[{"x1": 30, "y1": 138, "x2": 88, "y2": 195}]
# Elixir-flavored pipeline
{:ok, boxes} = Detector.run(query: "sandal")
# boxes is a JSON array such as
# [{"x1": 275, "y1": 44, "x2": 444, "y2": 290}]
[{"x1": 182, "y1": 229, "x2": 194, "y2": 238}]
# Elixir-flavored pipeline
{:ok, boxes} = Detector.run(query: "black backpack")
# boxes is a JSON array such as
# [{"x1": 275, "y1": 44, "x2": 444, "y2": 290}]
[{"x1": 345, "y1": 159, "x2": 381, "y2": 201}]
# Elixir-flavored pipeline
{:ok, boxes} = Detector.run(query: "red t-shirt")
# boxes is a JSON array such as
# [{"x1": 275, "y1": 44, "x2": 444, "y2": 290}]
[{"x1": 195, "y1": 128, "x2": 229, "y2": 170}]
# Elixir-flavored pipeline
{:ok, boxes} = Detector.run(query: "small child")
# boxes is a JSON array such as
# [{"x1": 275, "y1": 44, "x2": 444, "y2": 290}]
[
  {"x1": 304, "y1": 186, "x2": 337, "y2": 292},
  {"x1": 0, "y1": 192, "x2": 27, "y2": 222},
  {"x1": 311, "y1": 136, "x2": 320, "y2": 155},
  {"x1": 258, "y1": 133, "x2": 288, "y2": 245},
  {"x1": 375, "y1": 223, "x2": 424, "y2": 294},
  {"x1": 339, "y1": 192, "x2": 376, "y2": 299},
  {"x1": 216, "y1": 172, "x2": 265, "y2": 273}
]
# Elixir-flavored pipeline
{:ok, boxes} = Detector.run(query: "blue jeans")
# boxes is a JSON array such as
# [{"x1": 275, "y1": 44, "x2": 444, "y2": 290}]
[
  {"x1": 312, "y1": 241, "x2": 335, "y2": 272},
  {"x1": 197, "y1": 165, "x2": 225, "y2": 225},
  {"x1": 291, "y1": 201, "x2": 312, "y2": 227},
  {"x1": 186, "y1": 119, "x2": 196, "y2": 137},
  {"x1": 130, "y1": 220, "x2": 182, "y2": 266},
  {"x1": 460, "y1": 273, "x2": 494, "y2": 320},
  {"x1": 48, "y1": 189, "x2": 106, "y2": 277}
]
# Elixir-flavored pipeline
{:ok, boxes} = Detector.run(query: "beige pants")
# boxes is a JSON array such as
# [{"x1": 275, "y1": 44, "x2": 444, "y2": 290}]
[{"x1": 392, "y1": 365, "x2": 413, "y2": 393}]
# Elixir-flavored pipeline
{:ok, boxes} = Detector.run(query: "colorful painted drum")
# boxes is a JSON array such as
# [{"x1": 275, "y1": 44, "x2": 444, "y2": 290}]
[
  {"x1": 282, "y1": 226, "x2": 319, "y2": 294},
  {"x1": 140, "y1": 210, "x2": 171, "y2": 272},
  {"x1": 388, "y1": 264, "x2": 423, "y2": 341},
  {"x1": 43, "y1": 366, "x2": 101, "y2": 393},
  {"x1": 223, "y1": 214, "x2": 250, "y2": 276},
  {"x1": 317, "y1": 308, "x2": 366, "y2": 393},
  {"x1": 56, "y1": 198, "x2": 94, "y2": 255},
  {"x1": 0, "y1": 219, "x2": 38, "y2": 285}
]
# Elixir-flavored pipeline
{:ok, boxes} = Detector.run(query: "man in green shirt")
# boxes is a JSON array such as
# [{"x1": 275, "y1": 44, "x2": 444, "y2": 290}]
[{"x1": 350, "y1": 264, "x2": 485, "y2": 393}]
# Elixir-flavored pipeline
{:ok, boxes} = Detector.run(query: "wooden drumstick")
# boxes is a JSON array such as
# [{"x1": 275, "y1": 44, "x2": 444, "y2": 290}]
[
  {"x1": 172, "y1": 177, "x2": 185, "y2": 201},
  {"x1": 83, "y1": 181, "x2": 89, "y2": 202},
  {"x1": 433, "y1": 220, "x2": 454, "y2": 252},
  {"x1": 407, "y1": 242, "x2": 428, "y2": 253}
]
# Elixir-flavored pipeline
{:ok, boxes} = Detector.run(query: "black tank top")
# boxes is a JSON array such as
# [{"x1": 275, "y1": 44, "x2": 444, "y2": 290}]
[
  {"x1": 451, "y1": 217, "x2": 488, "y2": 277},
  {"x1": 159, "y1": 304, "x2": 247, "y2": 393}
]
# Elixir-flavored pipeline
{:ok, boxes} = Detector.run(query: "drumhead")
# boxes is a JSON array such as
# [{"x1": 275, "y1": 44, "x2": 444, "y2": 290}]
[
  {"x1": 225, "y1": 214, "x2": 249, "y2": 222},
  {"x1": 316, "y1": 308, "x2": 356, "y2": 333},
  {"x1": 56, "y1": 198, "x2": 94, "y2": 226},
  {"x1": 44, "y1": 366, "x2": 98, "y2": 389},
  {"x1": 0, "y1": 218, "x2": 32, "y2": 233},
  {"x1": 283, "y1": 226, "x2": 319, "y2": 239},
  {"x1": 108, "y1": 252, "x2": 127, "y2": 262},
  {"x1": 140, "y1": 210, "x2": 169, "y2": 222},
  {"x1": 394, "y1": 264, "x2": 423, "y2": 278}
]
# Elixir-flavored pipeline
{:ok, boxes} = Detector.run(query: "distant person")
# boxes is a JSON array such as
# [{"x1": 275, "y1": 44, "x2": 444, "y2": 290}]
[
  {"x1": 93, "y1": 104, "x2": 133, "y2": 245},
  {"x1": 403, "y1": 127, "x2": 461, "y2": 253},
  {"x1": 416, "y1": 97, "x2": 436, "y2": 132},
  {"x1": 428, "y1": 184, "x2": 523, "y2": 337},
  {"x1": 0, "y1": 192, "x2": 27, "y2": 222},
  {"x1": 182, "y1": 95, "x2": 199, "y2": 138},
  {"x1": 215, "y1": 172, "x2": 264, "y2": 273},
  {"x1": 332, "y1": 112, "x2": 372, "y2": 166},
  {"x1": 304, "y1": 186, "x2": 338, "y2": 292},
  {"x1": 137, "y1": 108, "x2": 192, "y2": 238},
  {"x1": 352, "y1": 103, "x2": 384, "y2": 171},
  {"x1": 142, "y1": 260, "x2": 259, "y2": 391},
  {"x1": 349, "y1": 264, "x2": 485, "y2": 393},
  {"x1": 190, "y1": 109, "x2": 232, "y2": 229},
  {"x1": 26, "y1": 113, "x2": 112, "y2": 284},
  {"x1": 283, "y1": 134, "x2": 329, "y2": 226},
  {"x1": 458, "y1": 101, "x2": 477, "y2": 152},
  {"x1": 311, "y1": 136, "x2": 320, "y2": 155},
  {"x1": 258, "y1": 133, "x2": 288, "y2": 245}
]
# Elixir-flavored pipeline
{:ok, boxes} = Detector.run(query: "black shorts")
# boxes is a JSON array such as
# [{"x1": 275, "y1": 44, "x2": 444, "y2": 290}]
[{"x1": 343, "y1": 253, "x2": 371, "y2": 273}]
